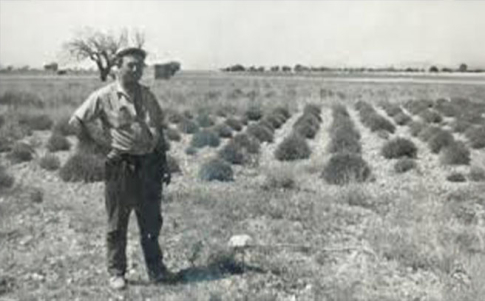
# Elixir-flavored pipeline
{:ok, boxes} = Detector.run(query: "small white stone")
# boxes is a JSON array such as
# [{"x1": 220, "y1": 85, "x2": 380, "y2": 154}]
[{"x1": 228, "y1": 234, "x2": 253, "y2": 248}]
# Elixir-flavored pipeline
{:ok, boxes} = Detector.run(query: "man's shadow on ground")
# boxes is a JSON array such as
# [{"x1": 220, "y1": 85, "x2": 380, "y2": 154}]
[{"x1": 130, "y1": 253, "x2": 266, "y2": 286}]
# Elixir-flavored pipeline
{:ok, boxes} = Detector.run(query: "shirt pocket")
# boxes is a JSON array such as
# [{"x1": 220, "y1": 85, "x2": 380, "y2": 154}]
[{"x1": 105, "y1": 109, "x2": 133, "y2": 129}]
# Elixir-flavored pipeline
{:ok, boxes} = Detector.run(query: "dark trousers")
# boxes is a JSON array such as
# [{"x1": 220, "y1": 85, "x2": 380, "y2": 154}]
[{"x1": 104, "y1": 152, "x2": 165, "y2": 279}]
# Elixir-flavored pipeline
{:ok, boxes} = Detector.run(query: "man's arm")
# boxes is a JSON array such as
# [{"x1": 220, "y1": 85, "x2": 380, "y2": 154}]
[
  {"x1": 146, "y1": 91, "x2": 171, "y2": 184},
  {"x1": 68, "y1": 92, "x2": 110, "y2": 151},
  {"x1": 68, "y1": 116, "x2": 87, "y2": 138}
]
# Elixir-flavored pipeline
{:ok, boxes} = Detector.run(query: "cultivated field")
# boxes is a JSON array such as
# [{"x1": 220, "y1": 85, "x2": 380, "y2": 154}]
[{"x1": 1, "y1": 72, "x2": 485, "y2": 301}]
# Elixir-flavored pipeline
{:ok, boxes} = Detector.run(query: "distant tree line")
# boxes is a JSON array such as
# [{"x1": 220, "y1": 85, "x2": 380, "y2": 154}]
[{"x1": 221, "y1": 63, "x2": 485, "y2": 74}]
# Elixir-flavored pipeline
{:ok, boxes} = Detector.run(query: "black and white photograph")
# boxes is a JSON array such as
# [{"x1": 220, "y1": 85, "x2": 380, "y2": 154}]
[{"x1": 1, "y1": 0, "x2": 485, "y2": 300}]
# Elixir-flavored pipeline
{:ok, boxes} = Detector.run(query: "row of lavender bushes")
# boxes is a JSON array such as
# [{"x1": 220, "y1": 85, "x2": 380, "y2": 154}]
[
  {"x1": 273, "y1": 104, "x2": 321, "y2": 161},
  {"x1": 321, "y1": 104, "x2": 372, "y2": 185}
]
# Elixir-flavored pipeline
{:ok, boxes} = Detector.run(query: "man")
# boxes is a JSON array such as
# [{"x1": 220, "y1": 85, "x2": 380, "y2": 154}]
[{"x1": 69, "y1": 47, "x2": 173, "y2": 290}]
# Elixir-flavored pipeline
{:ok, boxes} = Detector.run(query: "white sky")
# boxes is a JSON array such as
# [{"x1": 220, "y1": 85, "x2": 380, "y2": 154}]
[{"x1": 1, "y1": 0, "x2": 485, "y2": 70}]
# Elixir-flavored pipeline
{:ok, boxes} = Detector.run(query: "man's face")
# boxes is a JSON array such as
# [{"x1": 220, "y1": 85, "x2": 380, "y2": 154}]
[{"x1": 117, "y1": 54, "x2": 145, "y2": 84}]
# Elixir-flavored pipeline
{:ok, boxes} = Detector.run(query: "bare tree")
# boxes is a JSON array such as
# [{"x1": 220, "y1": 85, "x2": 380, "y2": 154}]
[
  {"x1": 64, "y1": 28, "x2": 144, "y2": 81},
  {"x1": 131, "y1": 29, "x2": 146, "y2": 48}
]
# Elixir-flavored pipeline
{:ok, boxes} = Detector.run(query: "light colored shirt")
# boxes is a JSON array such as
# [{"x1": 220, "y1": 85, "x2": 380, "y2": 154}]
[{"x1": 70, "y1": 82, "x2": 165, "y2": 155}]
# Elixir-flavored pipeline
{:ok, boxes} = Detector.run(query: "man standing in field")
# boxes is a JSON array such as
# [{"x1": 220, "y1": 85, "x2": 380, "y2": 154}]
[{"x1": 69, "y1": 47, "x2": 173, "y2": 290}]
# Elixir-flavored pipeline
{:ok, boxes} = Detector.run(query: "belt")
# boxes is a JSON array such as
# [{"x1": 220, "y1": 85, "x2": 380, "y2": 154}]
[{"x1": 107, "y1": 152, "x2": 147, "y2": 173}]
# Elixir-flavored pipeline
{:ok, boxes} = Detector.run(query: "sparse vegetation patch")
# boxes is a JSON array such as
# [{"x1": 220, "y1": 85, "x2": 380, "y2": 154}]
[
  {"x1": 165, "y1": 127, "x2": 182, "y2": 142},
  {"x1": 0, "y1": 165, "x2": 14, "y2": 190},
  {"x1": 218, "y1": 141, "x2": 246, "y2": 165},
  {"x1": 447, "y1": 172, "x2": 467, "y2": 183},
  {"x1": 322, "y1": 152, "x2": 372, "y2": 185},
  {"x1": 427, "y1": 129, "x2": 455, "y2": 153},
  {"x1": 328, "y1": 104, "x2": 361, "y2": 154},
  {"x1": 274, "y1": 133, "x2": 311, "y2": 161},
  {"x1": 247, "y1": 123, "x2": 273, "y2": 143},
  {"x1": 7, "y1": 142, "x2": 35, "y2": 163},
  {"x1": 178, "y1": 118, "x2": 200, "y2": 134},
  {"x1": 381, "y1": 137, "x2": 418, "y2": 159},
  {"x1": 355, "y1": 101, "x2": 396, "y2": 134},
  {"x1": 18, "y1": 113, "x2": 53, "y2": 131},
  {"x1": 394, "y1": 158, "x2": 417, "y2": 173},
  {"x1": 199, "y1": 158, "x2": 234, "y2": 182},
  {"x1": 190, "y1": 129, "x2": 221, "y2": 148},
  {"x1": 404, "y1": 99, "x2": 434, "y2": 115},
  {"x1": 440, "y1": 141, "x2": 470, "y2": 165},
  {"x1": 46, "y1": 133, "x2": 71, "y2": 152},
  {"x1": 59, "y1": 153, "x2": 105, "y2": 182},
  {"x1": 464, "y1": 125, "x2": 485, "y2": 149},
  {"x1": 225, "y1": 117, "x2": 243, "y2": 131},
  {"x1": 39, "y1": 153, "x2": 61, "y2": 171}
]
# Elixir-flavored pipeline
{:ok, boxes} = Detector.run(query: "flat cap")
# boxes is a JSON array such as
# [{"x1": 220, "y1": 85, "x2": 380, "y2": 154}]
[{"x1": 115, "y1": 47, "x2": 147, "y2": 60}]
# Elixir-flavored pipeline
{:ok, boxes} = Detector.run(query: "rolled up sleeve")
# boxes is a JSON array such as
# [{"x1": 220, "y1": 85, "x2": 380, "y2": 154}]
[{"x1": 70, "y1": 92, "x2": 101, "y2": 124}]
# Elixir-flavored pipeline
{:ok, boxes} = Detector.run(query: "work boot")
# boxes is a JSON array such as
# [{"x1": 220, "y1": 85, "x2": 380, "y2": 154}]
[
  {"x1": 109, "y1": 275, "x2": 127, "y2": 290},
  {"x1": 149, "y1": 264, "x2": 178, "y2": 284}
]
